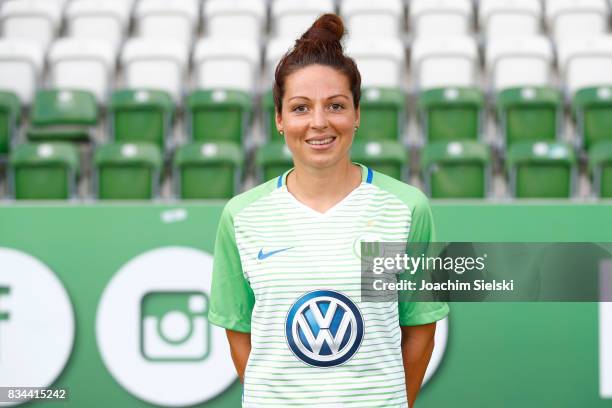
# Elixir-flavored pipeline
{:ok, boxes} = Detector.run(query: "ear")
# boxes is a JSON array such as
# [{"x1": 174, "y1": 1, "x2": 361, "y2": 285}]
[
  {"x1": 355, "y1": 105, "x2": 361, "y2": 128},
  {"x1": 275, "y1": 110, "x2": 283, "y2": 135}
]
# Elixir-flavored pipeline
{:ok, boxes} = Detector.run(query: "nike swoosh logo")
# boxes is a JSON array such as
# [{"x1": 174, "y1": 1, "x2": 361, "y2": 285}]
[{"x1": 258, "y1": 247, "x2": 292, "y2": 260}]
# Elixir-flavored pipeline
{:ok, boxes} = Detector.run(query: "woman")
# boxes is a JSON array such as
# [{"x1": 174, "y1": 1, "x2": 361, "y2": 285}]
[{"x1": 209, "y1": 14, "x2": 449, "y2": 408}]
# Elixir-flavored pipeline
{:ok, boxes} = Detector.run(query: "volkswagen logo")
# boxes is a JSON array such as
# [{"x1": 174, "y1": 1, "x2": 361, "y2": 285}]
[{"x1": 285, "y1": 290, "x2": 364, "y2": 367}]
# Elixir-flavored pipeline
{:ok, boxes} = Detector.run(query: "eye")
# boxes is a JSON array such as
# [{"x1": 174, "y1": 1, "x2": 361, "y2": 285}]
[
  {"x1": 330, "y1": 103, "x2": 345, "y2": 112},
  {"x1": 291, "y1": 105, "x2": 308, "y2": 113}
]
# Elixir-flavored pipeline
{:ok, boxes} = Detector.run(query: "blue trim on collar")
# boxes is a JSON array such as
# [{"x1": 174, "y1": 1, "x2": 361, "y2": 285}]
[
  {"x1": 366, "y1": 167, "x2": 373, "y2": 184},
  {"x1": 277, "y1": 175, "x2": 283, "y2": 188}
]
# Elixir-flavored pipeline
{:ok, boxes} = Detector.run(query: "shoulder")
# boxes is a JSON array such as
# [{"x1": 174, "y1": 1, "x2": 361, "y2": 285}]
[
  {"x1": 369, "y1": 169, "x2": 431, "y2": 213},
  {"x1": 221, "y1": 177, "x2": 279, "y2": 221}
]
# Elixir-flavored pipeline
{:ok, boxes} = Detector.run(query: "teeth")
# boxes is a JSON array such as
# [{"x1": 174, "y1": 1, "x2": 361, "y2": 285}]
[{"x1": 307, "y1": 137, "x2": 335, "y2": 145}]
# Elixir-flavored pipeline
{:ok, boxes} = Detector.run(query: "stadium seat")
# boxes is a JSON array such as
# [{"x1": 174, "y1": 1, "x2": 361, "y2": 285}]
[
  {"x1": 411, "y1": 36, "x2": 479, "y2": 91},
  {"x1": 350, "y1": 140, "x2": 407, "y2": 180},
  {"x1": 173, "y1": 141, "x2": 243, "y2": 199},
  {"x1": 109, "y1": 89, "x2": 174, "y2": 151},
  {"x1": 419, "y1": 87, "x2": 484, "y2": 142},
  {"x1": 263, "y1": 90, "x2": 282, "y2": 140},
  {"x1": 9, "y1": 142, "x2": 79, "y2": 200},
  {"x1": 340, "y1": 0, "x2": 404, "y2": 38},
  {"x1": 497, "y1": 87, "x2": 562, "y2": 147},
  {"x1": 27, "y1": 90, "x2": 98, "y2": 142},
  {"x1": 0, "y1": 0, "x2": 62, "y2": 51},
  {"x1": 0, "y1": 39, "x2": 44, "y2": 105},
  {"x1": 134, "y1": 0, "x2": 199, "y2": 45},
  {"x1": 357, "y1": 87, "x2": 406, "y2": 141},
  {"x1": 256, "y1": 141, "x2": 294, "y2": 182},
  {"x1": 65, "y1": 0, "x2": 131, "y2": 53},
  {"x1": 557, "y1": 36, "x2": 612, "y2": 97},
  {"x1": 479, "y1": 0, "x2": 542, "y2": 38},
  {"x1": 47, "y1": 38, "x2": 117, "y2": 104},
  {"x1": 410, "y1": 0, "x2": 473, "y2": 38},
  {"x1": 345, "y1": 37, "x2": 406, "y2": 88},
  {"x1": 506, "y1": 141, "x2": 577, "y2": 198},
  {"x1": 545, "y1": 0, "x2": 609, "y2": 43},
  {"x1": 486, "y1": 36, "x2": 554, "y2": 92},
  {"x1": 0, "y1": 92, "x2": 20, "y2": 156},
  {"x1": 94, "y1": 142, "x2": 162, "y2": 200},
  {"x1": 203, "y1": 0, "x2": 267, "y2": 42},
  {"x1": 192, "y1": 38, "x2": 260, "y2": 94},
  {"x1": 121, "y1": 38, "x2": 189, "y2": 102},
  {"x1": 187, "y1": 90, "x2": 252, "y2": 144},
  {"x1": 573, "y1": 86, "x2": 612, "y2": 150},
  {"x1": 271, "y1": 0, "x2": 335, "y2": 39},
  {"x1": 589, "y1": 140, "x2": 612, "y2": 198},
  {"x1": 421, "y1": 141, "x2": 491, "y2": 198},
  {"x1": 265, "y1": 37, "x2": 294, "y2": 83}
]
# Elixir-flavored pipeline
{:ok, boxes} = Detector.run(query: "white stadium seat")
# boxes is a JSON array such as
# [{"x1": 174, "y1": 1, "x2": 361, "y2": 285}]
[
  {"x1": 121, "y1": 38, "x2": 189, "y2": 102},
  {"x1": 0, "y1": 39, "x2": 44, "y2": 104},
  {"x1": 486, "y1": 35, "x2": 554, "y2": 91},
  {"x1": 48, "y1": 38, "x2": 117, "y2": 104},
  {"x1": 135, "y1": 0, "x2": 199, "y2": 45},
  {"x1": 0, "y1": 0, "x2": 62, "y2": 51},
  {"x1": 546, "y1": 0, "x2": 609, "y2": 43},
  {"x1": 411, "y1": 36, "x2": 479, "y2": 90},
  {"x1": 340, "y1": 0, "x2": 404, "y2": 39},
  {"x1": 479, "y1": 0, "x2": 542, "y2": 38},
  {"x1": 65, "y1": 0, "x2": 131, "y2": 53},
  {"x1": 265, "y1": 37, "x2": 294, "y2": 82},
  {"x1": 557, "y1": 35, "x2": 612, "y2": 96},
  {"x1": 345, "y1": 37, "x2": 405, "y2": 87},
  {"x1": 410, "y1": 0, "x2": 473, "y2": 38},
  {"x1": 271, "y1": 0, "x2": 335, "y2": 39},
  {"x1": 192, "y1": 38, "x2": 260, "y2": 93},
  {"x1": 203, "y1": 0, "x2": 267, "y2": 42}
]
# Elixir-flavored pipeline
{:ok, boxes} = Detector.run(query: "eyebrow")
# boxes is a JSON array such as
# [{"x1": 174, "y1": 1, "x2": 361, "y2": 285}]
[{"x1": 288, "y1": 94, "x2": 350, "y2": 102}]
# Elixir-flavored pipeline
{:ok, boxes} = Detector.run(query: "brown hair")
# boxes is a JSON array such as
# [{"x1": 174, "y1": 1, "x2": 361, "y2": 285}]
[{"x1": 273, "y1": 13, "x2": 361, "y2": 114}]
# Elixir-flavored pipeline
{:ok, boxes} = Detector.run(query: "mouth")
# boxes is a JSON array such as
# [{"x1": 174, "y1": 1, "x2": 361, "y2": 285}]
[{"x1": 305, "y1": 136, "x2": 337, "y2": 147}]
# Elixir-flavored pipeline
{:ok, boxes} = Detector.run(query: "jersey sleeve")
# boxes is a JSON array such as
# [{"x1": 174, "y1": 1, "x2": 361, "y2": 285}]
[
  {"x1": 208, "y1": 205, "x2": 255, "y2": 333},
  {"x1": 398, "y1": 193, "x2": 450, "y2": 326}
]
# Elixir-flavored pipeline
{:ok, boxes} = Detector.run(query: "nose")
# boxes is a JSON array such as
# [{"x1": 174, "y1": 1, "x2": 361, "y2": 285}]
[{"x1": 310, "y1": 105, "x2": 328, "y2": 130}]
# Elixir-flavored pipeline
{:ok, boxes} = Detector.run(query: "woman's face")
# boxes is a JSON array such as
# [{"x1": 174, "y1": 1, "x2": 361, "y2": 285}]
[{"x1": 276, "y1": 64, "x2": 360, "y2": 170}]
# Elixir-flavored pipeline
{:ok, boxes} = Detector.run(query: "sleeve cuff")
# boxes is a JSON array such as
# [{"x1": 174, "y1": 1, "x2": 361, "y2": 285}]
[
  {"x1": 399, "y1": 303, "x2": 450, "y2": 326},
  {"x1": 208, "y1": 310, "x2": 252, "y2": 333}
]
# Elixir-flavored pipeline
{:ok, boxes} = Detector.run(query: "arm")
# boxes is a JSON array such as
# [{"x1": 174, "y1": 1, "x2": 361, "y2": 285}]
[
  {"x1": 226, "y1": 329, "x2": 252, "y2": 383},
  {"x1": 401, "y1": 322, "x2": 436, "y2": 408}
]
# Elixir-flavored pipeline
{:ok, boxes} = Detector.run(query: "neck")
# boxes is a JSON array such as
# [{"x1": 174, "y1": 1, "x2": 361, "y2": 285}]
[{"x1": 286, "y1": 159, "x2": 362, "y2": 212}]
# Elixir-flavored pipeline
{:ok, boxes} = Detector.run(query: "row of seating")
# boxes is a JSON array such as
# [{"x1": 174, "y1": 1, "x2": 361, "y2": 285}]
[
  {"x1": 5, "y1": 139, "x2": 612, "y2": 200},
  {"x1": 2, "y1": 0, "x2": 611, "y2": 50}
]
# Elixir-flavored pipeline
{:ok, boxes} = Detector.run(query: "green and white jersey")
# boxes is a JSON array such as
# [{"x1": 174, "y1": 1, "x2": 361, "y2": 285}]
[{"x1": 209, "y1": 163, "x2": 449, "y2": 408}]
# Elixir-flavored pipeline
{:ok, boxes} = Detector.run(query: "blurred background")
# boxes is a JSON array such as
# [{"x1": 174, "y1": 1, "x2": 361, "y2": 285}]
[{"x1": 0, "y1": 0, "x2": 611, "y2": 407}]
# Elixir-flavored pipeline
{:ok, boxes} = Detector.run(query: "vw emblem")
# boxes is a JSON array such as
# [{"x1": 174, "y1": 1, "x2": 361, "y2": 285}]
[{"x1": 285, "y1": 290, "x2": 364, "y2": 367}]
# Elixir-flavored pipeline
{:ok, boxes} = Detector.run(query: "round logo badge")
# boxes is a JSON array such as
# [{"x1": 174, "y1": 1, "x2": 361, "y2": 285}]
[{"x1": 285, "y1": 290, "x2": 364, "y2": 367}]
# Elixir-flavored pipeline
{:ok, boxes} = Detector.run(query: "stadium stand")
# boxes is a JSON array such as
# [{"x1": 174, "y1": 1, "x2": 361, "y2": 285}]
[{"x1": 0, "y1": 0, "x2": 611, "y2": 200}]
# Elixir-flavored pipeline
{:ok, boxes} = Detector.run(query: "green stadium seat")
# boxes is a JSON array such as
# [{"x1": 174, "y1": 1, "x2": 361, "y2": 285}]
[
  {"x1": 351, "y1": 140, "x2": 407, "y2": 180},
  {"x1": 174, "y1": 141, "x2": 243, "y2": 199},
  {"x1": 497, "y1": 86, "x2": 561, "y2": 147},
  {"x1": 9, "y1": 142, "x2": 79, "y2": 200},
  {"x1": 109, "y1": 90, "x2": 174, "y2": 151},
  {"x1": 0, "y1": 91, "x2": 20, "y2": 156},
  {"x1": 419, "y1": 87, "x2": 484, "y2": 142},
  {"x1": 573, "y1": 86, "x2": 612, "y2": 150},
  {"x1": 27, "y1": 90, "x2": 98, "y2": 142},
  {"x1": 356, "y1": 88, "x2": 405, "y2": 140},
  {"x1": 421, "y1": 141, "x2": 491, "y2": 198},
  {"x1": 187, "y1": 89, "x2": 252, "y2": 144},
  {"x1": 256, "y1": 141, "x2": 293, "y2": 181},
  {"x1": 263, "y1": 90, "x2": 281, "y2": 140},
  {"x1": 588, "y1": 141, "x2": 612, "y2": 198},
  {"x1": 506, "y1": 141, "x2": 576, "y2": 198},
  {"x1": 94, "y1": 142, "x2": 162, "y2": 200}
]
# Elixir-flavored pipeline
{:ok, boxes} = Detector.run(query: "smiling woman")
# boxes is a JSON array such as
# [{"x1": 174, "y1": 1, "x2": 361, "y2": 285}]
[{"x1": 208, "y1": 13, "x2": 449, "y2": 408}]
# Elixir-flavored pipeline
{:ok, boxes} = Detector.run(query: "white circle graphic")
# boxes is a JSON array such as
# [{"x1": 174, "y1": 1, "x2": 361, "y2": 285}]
[
  {"x1": 0, "y1": 248, "x2": 75, "y2": 407},
  {"x1": 423, "y1": 316, "x2": 449, "y2": 386},
  {"x1": 96, "y1": 246, "x2": 236, "y2": 407}
]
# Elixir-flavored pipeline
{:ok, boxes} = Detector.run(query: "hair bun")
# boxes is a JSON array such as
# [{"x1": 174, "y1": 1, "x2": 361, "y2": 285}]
[{"x1": 300, "y1": 13, "x2": 345, "y2": 43}]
